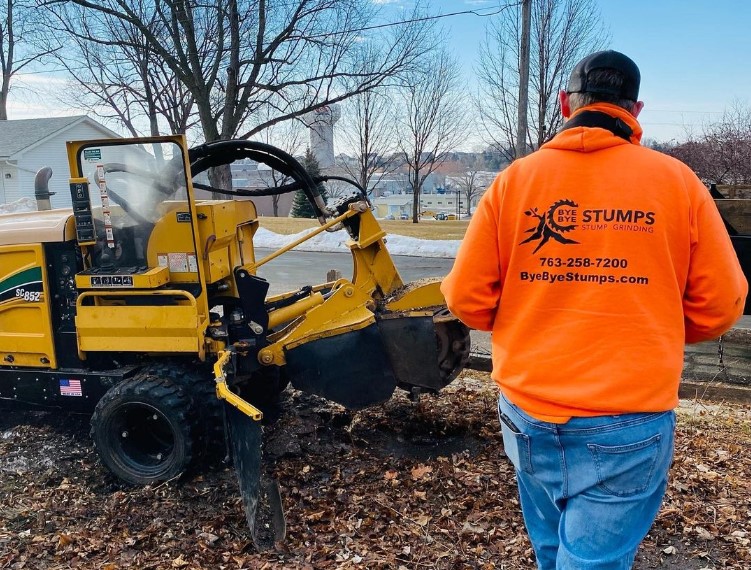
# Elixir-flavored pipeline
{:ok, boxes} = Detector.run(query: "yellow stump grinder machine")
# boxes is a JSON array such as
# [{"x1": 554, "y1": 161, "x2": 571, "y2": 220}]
[{"x1": 0, "y1": 135, "x2": 470, "y2": 548}]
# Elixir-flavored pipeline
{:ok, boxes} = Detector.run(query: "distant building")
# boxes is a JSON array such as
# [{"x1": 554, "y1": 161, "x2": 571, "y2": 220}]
[
  {"x1": 368, "y1": 171, "x2": 451, "y2": 217},
  {"x1": 371, "y1": 195, "x2": 413, "y2": 219},
  {"x1": 417, "y1": 192, "x2": 461, "y2": 216},
  {"x1": 445, "y1": 170, "x2": 497, "y2": 213},
  {"x1": 303, "y1": 105, "x2": 341, "y2": 169},
  {"x1": 197, "y1": 160, "x2": 297, "y2": 217},
  {"x1": 0, "y1": 116, "x2": 120, "y2": 208},
  {"x1": 366, "y1": 172, "x2": 410, "y2": 197},
  {"x1": 371, "y1": 191, "x2": 472, "y2": 219}
]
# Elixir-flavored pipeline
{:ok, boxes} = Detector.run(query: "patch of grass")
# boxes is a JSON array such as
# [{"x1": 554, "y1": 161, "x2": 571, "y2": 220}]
[
  {"x1": 380, "y1": 219, "x2": 469, "y2": 240},
  {"x1": 257, "y1": 216, "x2": 469, "y2": 240}
]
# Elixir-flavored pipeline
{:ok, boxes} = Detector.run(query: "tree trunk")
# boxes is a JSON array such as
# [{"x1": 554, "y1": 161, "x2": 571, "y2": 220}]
[
  {"x1": 0, "y1": 75, "x2": 10, "y2": 120},
  {"x1": 208, "y1": 165, "x2": 233, "y2": 198},
  {"x1": 515, "y1": 0, "x2": 532, "y2": 158},
  {"x1": 198, "y1": 102, "x2": 228, "y2": 198},
  {"x1": 411, "y1": 169, "x2": 420, "y2": 223}
]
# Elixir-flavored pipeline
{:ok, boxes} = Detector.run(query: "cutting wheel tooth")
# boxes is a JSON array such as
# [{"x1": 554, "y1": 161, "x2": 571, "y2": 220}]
[{"x1": 434, "y1": 319, "x2": 472, "y2": 387}]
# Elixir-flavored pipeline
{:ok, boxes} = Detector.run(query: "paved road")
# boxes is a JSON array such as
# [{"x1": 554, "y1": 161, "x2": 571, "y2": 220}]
[{"x1": 255, "y1": 248, "x2": 455, "y2": 295}]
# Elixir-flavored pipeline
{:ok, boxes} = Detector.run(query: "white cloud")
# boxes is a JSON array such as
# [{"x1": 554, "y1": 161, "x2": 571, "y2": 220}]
[
  {"x1": 14, "y1": 73, "x2": 69, "y2": 87},
  {"x1": 4, "y1": 72, "x2": 75, "y2": 120}
]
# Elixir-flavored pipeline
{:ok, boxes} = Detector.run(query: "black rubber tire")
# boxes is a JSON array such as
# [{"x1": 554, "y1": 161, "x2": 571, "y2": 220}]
[
  {"x1": 90, "y1": 375, "x2": 194, "y2": 485},
  {"x1": 143, "y1": 361, "x2": 224, "y2": 461}
]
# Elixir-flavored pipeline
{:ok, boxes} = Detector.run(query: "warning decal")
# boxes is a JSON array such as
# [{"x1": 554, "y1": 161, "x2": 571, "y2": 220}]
[{"x1": 168, "y1": 253, "x2": 189, "y2": 273}]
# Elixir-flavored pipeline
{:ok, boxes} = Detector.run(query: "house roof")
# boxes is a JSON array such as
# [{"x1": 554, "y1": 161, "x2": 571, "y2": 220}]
[{"x1": 0, "y1": 116, "x2": 120, "y2": 159}]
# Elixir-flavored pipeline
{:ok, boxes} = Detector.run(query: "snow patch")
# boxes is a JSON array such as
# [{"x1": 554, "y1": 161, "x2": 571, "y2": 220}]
[
  {"x1": 0, "y1": 197, "x2": 37, "y2": 214},
  {"x1": 0, "y1": 200, "x2": 461, "y2": 258},
  {"x1": 2, "y1": 429, "x2": 18, "y2": 440},
  {"x1": 0, "y1": 443, "x2": 58, "y2": 474},
  {"x1": 253, "y1": 227, "x2": 459, "y2": 258}
]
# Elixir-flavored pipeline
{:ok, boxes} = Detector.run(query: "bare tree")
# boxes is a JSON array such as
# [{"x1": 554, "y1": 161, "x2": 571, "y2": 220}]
[
  {"x1": 335, "y1": 86, "x2": 401, "y2": 196},
  {"x1": 254, "y1": 115, "x2": 306, "y2": 216},
  {"x1": 397, "y1": 49, "x2": 468, "y2": 223},
  {"x1": 47, "y1": 0, "x2": 433, "y2": 191},
  {"x1": 666, "y1": 101, "x2": 751, "y2": 186},
  {"x1": 454, "y1": 157, "x2": 489, "y2": 217},
  {"x1": 476, "y1": 0, "x2": 608, "y2": 160},
  {"x1": 0, "y1": 0, "x2": 60, "y2": 119},
  {"x1": 50, "y1": 14, "x2": 195, "y2": 137}
]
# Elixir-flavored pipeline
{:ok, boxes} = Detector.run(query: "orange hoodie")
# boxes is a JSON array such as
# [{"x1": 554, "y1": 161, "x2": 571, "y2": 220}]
[{"x1": 441, "y1": 103, "x2": 748, "y2": 422}]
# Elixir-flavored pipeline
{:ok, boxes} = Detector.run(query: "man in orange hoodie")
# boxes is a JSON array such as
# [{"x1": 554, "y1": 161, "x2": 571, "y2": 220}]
[{"x1": 441, "y1": 50, "x2": 747, "y2": 569}]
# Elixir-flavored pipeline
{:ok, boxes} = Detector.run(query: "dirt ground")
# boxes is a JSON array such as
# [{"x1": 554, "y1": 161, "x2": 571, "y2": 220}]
[{"x1": 0, "y1": 370, "x2": 750, "y2": 569}]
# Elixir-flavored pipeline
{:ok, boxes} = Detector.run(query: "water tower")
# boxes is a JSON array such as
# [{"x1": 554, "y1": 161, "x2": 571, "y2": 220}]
[{"x1": 302, "y1": 104, "x2": 341, "y2": 169}]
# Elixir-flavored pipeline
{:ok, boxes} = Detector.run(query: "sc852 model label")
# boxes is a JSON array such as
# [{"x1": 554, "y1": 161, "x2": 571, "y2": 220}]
[{"x1": 15, "y1": 288, "x2": 42, "y2": 302}]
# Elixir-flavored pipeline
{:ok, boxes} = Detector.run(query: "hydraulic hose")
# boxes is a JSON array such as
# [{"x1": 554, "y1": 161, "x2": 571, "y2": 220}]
[{"x1": 189, "y1": 140, "x2": 328, "y2": 220}]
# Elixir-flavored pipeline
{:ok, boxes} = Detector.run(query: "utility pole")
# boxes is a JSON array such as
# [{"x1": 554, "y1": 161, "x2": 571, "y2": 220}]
[{"x1": 515, "y1": 0, "x2": 532, "y2": 159}]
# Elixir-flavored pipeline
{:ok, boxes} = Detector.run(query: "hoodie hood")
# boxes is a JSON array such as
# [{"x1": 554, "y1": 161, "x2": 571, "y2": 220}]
[{"x1": 542, "y1": 102, "x2": 643, "y2": 153}]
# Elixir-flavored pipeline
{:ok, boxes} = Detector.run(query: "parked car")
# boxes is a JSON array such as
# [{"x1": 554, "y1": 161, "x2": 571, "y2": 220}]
[{"x1": 399, "y1": 213, "x2": 409, "y2": 220}]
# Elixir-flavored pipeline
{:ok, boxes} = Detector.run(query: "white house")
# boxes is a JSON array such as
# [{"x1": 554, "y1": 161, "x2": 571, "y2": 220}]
[
  {"x1": 0, "y1": 116, "x2": 120, "y2": 209},
  {"x1": 371, "y1": 195, "x2": 413, "y2": 219}
]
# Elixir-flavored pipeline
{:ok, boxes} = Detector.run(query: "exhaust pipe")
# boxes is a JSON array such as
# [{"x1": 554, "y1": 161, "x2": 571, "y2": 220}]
[{"x1": 34, "y1": 167, "x2": 54, "y2": 211}]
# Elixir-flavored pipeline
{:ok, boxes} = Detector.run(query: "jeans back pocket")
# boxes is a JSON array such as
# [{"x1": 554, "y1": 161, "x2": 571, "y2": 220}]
[
  {"x1": 499, "y1": 413, "x2": 534, "y2": 475},
  {"x1": 587, "y1": 434, "x2": 662, "y2": 497}
]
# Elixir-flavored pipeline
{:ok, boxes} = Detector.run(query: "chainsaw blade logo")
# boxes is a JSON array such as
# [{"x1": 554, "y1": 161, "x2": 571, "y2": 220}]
[{"x1": 520, "y1": 199, "x2": 580, "y2": 253}]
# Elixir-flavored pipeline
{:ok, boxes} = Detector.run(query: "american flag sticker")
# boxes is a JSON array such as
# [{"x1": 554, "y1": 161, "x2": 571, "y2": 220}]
[{"x1": 59, "y1": 379, "x2": 83, "y2": 397}]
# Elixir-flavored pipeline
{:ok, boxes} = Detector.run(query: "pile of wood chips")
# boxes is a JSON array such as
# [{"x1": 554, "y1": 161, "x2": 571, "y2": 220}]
[{"x1": 0, "y1": 370, "x2": 749, "y2": 569}]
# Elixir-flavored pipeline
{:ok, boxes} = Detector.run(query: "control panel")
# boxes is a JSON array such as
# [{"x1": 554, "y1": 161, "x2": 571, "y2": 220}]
[
  {"x1": 75, "y1": 266, "x2": 170, "y2": 290},
  {"x1": 69, "y1": 177, "x2": 96, "y2": 244}
]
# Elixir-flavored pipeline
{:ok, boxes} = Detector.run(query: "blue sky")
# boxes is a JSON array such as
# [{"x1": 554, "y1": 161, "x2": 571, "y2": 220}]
[
  {"x1": 384, "y1": 0, "x2": 751, "y2": 142},
  {"x1": 11, "y1": 1, "x2": 750, "y2": 145}
]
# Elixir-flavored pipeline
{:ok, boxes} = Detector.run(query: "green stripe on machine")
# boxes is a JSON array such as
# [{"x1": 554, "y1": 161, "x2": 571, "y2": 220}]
[{"x1": 0, "y1": 266, "x2": 43, "y2": 297}]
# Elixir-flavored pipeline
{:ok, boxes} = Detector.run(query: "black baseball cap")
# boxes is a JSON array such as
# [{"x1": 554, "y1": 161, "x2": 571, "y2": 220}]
[{"x1": 567, "y1": 50, "x2": 640, "y2": 101}]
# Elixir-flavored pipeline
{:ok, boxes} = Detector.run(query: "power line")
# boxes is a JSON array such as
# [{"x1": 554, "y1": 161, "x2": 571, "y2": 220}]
[
  {"x1": 306, "y1": 1, "x2": 520, "y2": 39},
  {"x1": 18, "y1": 2, "x2": 520, "y2": 75},
  {"x1": 641, "y1": 122, "x2": 702, "y2": 126},
  {"x1": 643, "y1": 108, "x2": 724, "y2": 115},
  {"x1": 15, "y1": 67, "x2": 81, "y2": 75}
]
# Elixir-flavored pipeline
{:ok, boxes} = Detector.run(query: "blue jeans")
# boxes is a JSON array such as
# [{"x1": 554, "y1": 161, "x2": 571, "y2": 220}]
[{"x1": 498, "y1": 393, "x2": 675, "y2": 570}]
